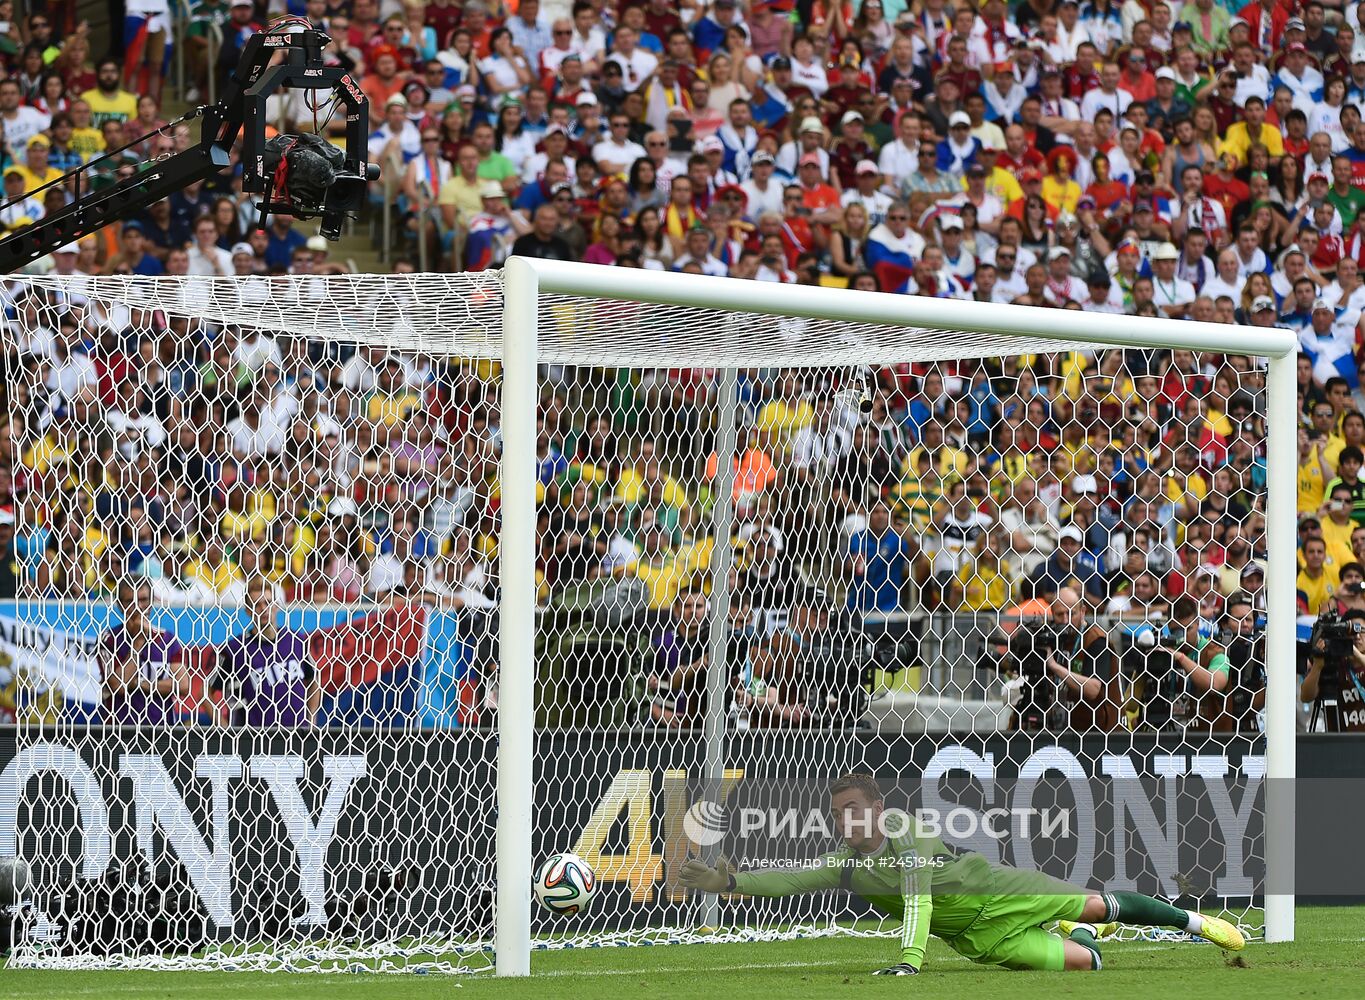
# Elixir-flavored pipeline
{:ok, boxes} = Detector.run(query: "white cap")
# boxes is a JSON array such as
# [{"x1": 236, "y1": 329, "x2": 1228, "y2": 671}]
[
  {"x1": 54, "y1": 242, "x2": 79, "y2": 254},
  {"x1": 949, "y1": 110, "x2": 972, "y2": 128},
  {"x1": 480, "y1": 180, "x2": 508, "y2": 199},
  {"x1": 327, "y1": 496, "x2": 358, "y2": 518},
  {"x1": 742, "y1": 523, "x2": 785, "y2": 553},
  {"x1": 841, "y1": 110, "x2": 864, "y2": 125},
  {"x1": 799, "y1": 115, "x2": 825, "y2": 134},
  {"x1": 1354, "y1": 46, "x2": 1365, "y2": 63},
  {"x1": 230, "y1": 242, "x2": 255, "y2": 257},
  {"x1": 576, "y1": 92, "x2": 598, "y2": 106},
  {"x1": 305, "y1": 235, "x2": 329, "y2": 252},
  {"x1": 1151, "y1": 241, "x2": 1180, "y2": 261},
  {"x1": 1313, "y1": 297, "x2": 1335, "y2": 312},
  {"x1": 1048, "y1": 245, "x2": 1072, "y2": 260},
  {"x1": 855, "y1": 158, "x2": 879, "y2": 175},
  {"x1": 1059, "y1": 525, "x2": 1084, "y2": 543},
  {"x1": 700, "y1": 134, "x2": 724, "y2": 153},
  {"x1": 1278, "y1": 243, "x2": 1306, "y2": 269},
  {"x1": 938, "y1": 213, "x2": 964, "y2": 230},
  {"x1": 1071, "y1": 474, "x2": 1097, "y2": 494},
  {"x1": 1154, "y1": 66, "x2": 1176, "y2": 81}
]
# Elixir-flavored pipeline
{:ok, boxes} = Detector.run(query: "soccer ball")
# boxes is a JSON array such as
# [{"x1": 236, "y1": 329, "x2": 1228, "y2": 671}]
[{"x1": 532, "y1": 852, "x2": 596, "y2": 916}]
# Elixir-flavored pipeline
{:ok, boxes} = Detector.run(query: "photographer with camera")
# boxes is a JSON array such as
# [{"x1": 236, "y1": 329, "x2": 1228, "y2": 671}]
[
  {"x1": 1193, "y1": 594, "x2": 1266, "y2": 732},
  {"x1": 1301, "y1": 604, "x2": 1365, "y2": 732},
  {"x1": 1124, "y1": 596, "x2": 1223, "y2": 732},
  {"x1": 746, "y1": 588, "x2": 869, "y2": 728},
  {"x1": 1006, "y1": 586, "x2": 1117, "y2": 732}
]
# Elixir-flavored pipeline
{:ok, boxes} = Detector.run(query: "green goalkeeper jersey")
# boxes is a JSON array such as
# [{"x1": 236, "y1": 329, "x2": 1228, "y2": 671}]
[{"x1": 732, "y1": 831, "x2": 995, "y2": 970}]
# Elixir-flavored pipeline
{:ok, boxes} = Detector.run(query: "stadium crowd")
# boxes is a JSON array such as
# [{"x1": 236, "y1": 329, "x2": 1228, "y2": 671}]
[{"x1": 1, "y1": 1, "x2": 1364, "y2": 732}]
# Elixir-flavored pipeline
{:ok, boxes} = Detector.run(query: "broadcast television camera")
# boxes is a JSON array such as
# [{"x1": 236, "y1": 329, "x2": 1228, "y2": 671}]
[
  {"x1": 1306, "y1": 605, "x2": 1362, "y2": 720},
  {"x1": 0, "y1": 26, "x2": 379, "y2": 273},
  {"x1": 261, "y1": 133, "x2": 378, "y2": 241},
  {"x1": 1124, "y1": 627, "x2": 1194, "y2": 730},
  {"x1": 801, "y1": 629, "x2": 872, "y2": 724},
  {"x1": 1007, "y1": 618, "x2": 1061, "y2": 730},
  {"x1": 1010, "y1": 620, "x2": 1059, "y2": 678},
  {"x1": 1308, "y1": 604, "x2": 1362, "y2": 664}
]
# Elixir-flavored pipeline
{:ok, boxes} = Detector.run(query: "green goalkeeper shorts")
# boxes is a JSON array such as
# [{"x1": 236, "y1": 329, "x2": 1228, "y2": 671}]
[{"x1": 942, "y1": 868, "x2": 1090, "y2": 972}]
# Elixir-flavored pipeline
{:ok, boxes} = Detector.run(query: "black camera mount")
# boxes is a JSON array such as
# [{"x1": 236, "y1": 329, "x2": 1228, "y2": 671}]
[{"x1": 0, "y1": 25, "x2": 378, "y2": 272}]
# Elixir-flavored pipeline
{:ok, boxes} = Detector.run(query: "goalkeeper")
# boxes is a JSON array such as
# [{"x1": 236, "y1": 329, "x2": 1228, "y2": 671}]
[{"x1": 679, "y1": 772, "x2": 1244, "y2": 975}]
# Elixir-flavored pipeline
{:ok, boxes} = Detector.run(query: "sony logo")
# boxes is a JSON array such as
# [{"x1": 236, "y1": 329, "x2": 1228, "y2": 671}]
[{"x1": 0, "y1": 742, "x2": 367, "y2": 929}]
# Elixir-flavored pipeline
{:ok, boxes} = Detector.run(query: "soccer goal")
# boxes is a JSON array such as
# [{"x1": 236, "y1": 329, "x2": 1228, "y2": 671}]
[{"x1": 0, "y1": 262, "x2": 1294, "y2": 976}]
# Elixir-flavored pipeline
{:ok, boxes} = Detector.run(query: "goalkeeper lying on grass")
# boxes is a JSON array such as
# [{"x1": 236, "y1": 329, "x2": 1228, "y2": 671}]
[{"x1": 679, "y1": 772, "x2": 1243, "y2": 975}]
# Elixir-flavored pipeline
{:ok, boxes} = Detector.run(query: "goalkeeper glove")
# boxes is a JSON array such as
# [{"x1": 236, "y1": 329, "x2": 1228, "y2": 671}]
[
  {"x1": 678, "y1": 857, "x2": 735, "y2": 893},
  {"x1": 872, "y1": 963, "x2": 919, "y2": 976}
]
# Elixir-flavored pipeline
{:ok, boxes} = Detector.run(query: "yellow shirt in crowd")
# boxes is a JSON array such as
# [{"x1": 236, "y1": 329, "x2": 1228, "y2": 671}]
[
  {"x1": 1296, "y1": 567, "x2": 1334, "y2": 615},
  {"x1": 79, "y1": 88, "x2": 138, "y2": 127},
  {"x1": 956, "y1": 559, "x2": 1011, "y2": 611},
  {"x1": 1299, "y1": 455, "x2": 1326, "y2": 513}
]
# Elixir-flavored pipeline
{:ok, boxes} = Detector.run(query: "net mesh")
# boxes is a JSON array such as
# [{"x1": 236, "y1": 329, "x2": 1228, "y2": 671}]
[
  {"x1": 11, "y1": 273, "x2": 1096, "y2": 366},
  {"x1": 0, "y1": 272, "x2": 1269, "y2": 973}
]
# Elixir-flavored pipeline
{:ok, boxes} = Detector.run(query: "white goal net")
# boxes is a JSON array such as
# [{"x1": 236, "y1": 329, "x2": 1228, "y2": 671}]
[{"x1": 0, "y1": 267, "x2": 1292, "y2": 973}]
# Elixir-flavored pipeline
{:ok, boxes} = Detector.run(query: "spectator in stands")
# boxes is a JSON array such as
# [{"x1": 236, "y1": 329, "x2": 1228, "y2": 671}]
[
  {"x1": 187, "y1": 214, "x2": 232, "y2": 276},
  {"x1": 647, "y1": 587, "x2": 711, "y2": 729},
  {"x1": 186, "y1": 0, "x2": 230, "y2": 101},
  {"x1": 0, "y1": 0, "x2": 1329, "y2": 740},
  {"x1": 950, "y1": 529, "x2": 1014, "y2": 612},
  {"x1": 1298, "y1": 536, "x2": 1336, "y2": 614},
  {"x1": 213, "y1": 576, "x2": 320, "y2": 726},
  {"x1": 846, "y1": 498, "x2": 916, "y2": 614},
  {"x1": 100, "y1": 578, "x2": 189, "y2": 725},
  {"x1": 512, "y1": 203, "x2": 575, "y2": 261},
  {"x1": 1029, "y1": 524, "x2": 1105, "y2": 601},
  {"x1": 0, "y1": 75, "x2": 49, "y2": 150}
]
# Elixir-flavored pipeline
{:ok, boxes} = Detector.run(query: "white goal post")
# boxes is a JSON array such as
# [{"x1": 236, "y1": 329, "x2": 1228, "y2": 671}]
[{"x1": 494, "y1": 257, "x2": 1298, "y2": 976}]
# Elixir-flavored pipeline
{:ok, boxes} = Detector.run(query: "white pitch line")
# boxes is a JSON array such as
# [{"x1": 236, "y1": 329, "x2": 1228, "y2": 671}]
[
  {"x1": 537, "y1": 958, "x2": 859, "y2": 977},
  {"x1": 532, "y1": 944, "x2": 1211, "y2": 978},
  {"x1": 530, "y1": 936, "x2": 1365, "y2": 980},
  {"x1": 15, "y1": 939, "x2": 1355, "y2": 991}
]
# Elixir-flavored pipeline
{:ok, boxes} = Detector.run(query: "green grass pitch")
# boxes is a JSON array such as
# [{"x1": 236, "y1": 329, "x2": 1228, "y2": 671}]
[{"x1": 4, "y1": 907, "x2": 1362, "y2": 999}]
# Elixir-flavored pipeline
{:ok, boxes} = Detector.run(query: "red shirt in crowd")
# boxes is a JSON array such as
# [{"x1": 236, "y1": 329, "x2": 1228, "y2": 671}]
[
  {"x1": 998, "y1": 147, "x2": 1045, "y2": 180},
  {"x1": 1203, "y1": 173, "x2": 1250, "y2": 218}
]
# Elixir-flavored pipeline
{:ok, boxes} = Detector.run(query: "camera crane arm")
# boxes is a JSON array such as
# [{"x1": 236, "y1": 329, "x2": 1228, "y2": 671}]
[{"x1": 0, "y1": 25, "x2": 378, "y2": 274}]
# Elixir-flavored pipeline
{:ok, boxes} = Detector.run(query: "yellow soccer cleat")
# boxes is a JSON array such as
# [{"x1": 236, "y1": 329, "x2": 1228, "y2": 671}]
[
  {"x1": 1059, "y1": 921, "x2": 1119, "y2": 939},
  {"x1": 1196, "y1": 914, "x2": 1246, "y2": 951}
]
